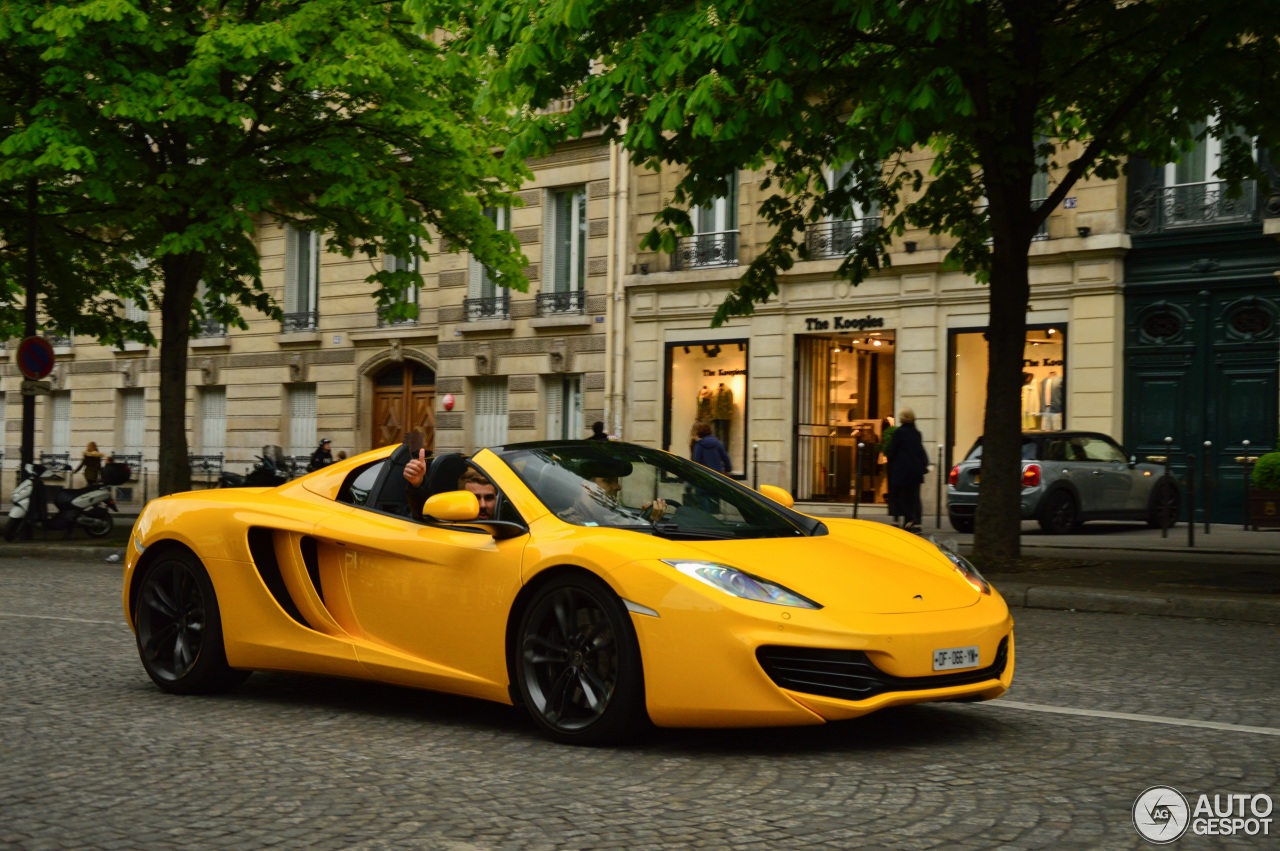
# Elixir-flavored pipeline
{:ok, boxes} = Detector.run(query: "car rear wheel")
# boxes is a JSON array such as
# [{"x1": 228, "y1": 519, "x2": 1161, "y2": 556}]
[
  {"x1": 135, "y1": 550, "x2": 248, "y2": 694},
  {"x1": 1147, "y1": 482, "x2": 1180, "y2": 528},
  {"x1": 516, "y1": 574, "x2": 645, "y2": 745},
  {"x1": 948, "y1": 514, "x2": 974, "y2": 533},
  {"x1": 1037, "y1": 490, "x2": 1079, "y2": 535}
]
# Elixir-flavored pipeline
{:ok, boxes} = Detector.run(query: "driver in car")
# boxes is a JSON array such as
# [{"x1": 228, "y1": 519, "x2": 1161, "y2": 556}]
[
  {"x1": 403, "y1": 449, "x2": 497, "y2": 520},
  {"x1": 557, "y1": 459, "x2": 669, "y2": 527}
]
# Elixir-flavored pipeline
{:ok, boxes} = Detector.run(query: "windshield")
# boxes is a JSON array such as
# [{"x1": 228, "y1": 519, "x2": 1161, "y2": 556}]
[{"x1": 499, "y1": 443, "x2": 823, "y2": 540}]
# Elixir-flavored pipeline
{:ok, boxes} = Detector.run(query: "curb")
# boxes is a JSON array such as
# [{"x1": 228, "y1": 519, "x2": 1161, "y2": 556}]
[
  {"x1": 992, "y1": 581, "x2": 1280, "y2": 625},
  {"x1": 1, "y1": 544, "x2": 125, "y2": 562}
]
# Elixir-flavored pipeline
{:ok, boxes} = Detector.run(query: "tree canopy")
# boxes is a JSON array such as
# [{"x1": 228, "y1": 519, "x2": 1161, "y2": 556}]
[
  {"x1": 466, "y1": 0, "x2": 1280, "y2": 562},
  {"x1": 2, "y1": 0, "x2": 528, "y2": 494}
]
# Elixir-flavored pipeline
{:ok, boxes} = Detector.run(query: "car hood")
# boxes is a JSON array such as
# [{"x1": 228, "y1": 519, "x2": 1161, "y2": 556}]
[{"x1": 653, "y1": 519, "x2": 981, "y2": 614}]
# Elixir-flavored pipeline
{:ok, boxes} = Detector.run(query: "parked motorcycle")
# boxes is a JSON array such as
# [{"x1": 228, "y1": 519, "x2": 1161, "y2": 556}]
[
  {"x1": 4, "y1": 462, "x2": 119, "y2": 541},
  {"x1": 218, "y1": 445, "x2": 291, "y2": 488}
]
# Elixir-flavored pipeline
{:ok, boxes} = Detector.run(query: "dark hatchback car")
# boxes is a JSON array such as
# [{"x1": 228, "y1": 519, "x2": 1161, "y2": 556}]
[{"x1": 946, "y1": 431, "x2": 1181, "y2": 534}]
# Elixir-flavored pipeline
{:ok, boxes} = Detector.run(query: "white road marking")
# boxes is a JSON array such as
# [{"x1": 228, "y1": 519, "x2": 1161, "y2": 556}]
[
  {"x1": 0, "y1": 612, "x2": 119, "y2": 626},
  {"x1": 990, "y1": 699, "x2": 1280, "y2": 737}
]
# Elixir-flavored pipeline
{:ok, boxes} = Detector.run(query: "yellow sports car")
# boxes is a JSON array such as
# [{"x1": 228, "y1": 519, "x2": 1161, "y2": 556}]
[{"x1": 123, "y1": 441, "x2": 1014, "y2": 745}]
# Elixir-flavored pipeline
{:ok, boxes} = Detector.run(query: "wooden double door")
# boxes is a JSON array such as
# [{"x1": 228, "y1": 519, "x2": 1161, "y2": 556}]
[{"x1": 372, "y1": 361, "x2": 436, "y2": 450}]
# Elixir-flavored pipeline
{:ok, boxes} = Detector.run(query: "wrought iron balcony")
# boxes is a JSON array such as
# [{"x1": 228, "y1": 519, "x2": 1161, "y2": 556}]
[
  {"x1": 672, "y1": 231, "x2": 739, "y2": 270},
  {"x1": 377, "y1": 304, "x2": 419, "y2": 326},
  {"x1": 1129, "y1": 179, "x2": 1260, "y2": 234},
  {"x1": 281, "y1": 310, "x2": 319, "y2": 332},
  {"x1": 464, "y1": 292, "x2": 510, "y2": 321},
  {"x1": 805, "y1": 217, "x2": 881, "y2": 259},
  {"x1": 536, "y1": 290, "x2": 586, "y2": 316},
  {"x1": 48, "y1": 333, "x2": 73, "y2": 348},
  {"x1": 194, "y1": 316, "x2": 227, "y2": 337}
]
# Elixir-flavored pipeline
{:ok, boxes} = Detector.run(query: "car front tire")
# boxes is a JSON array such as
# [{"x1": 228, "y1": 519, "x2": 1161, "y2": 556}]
[
  {"x1": 1037, "y1": 490, "x2": 1079, "y2": 534},
  {"x1": 135, "y1": 549, "x2": 248, "y2": 695},
  {"x1": 516, "y1": 574, "x2": 646, "y2": 745}
]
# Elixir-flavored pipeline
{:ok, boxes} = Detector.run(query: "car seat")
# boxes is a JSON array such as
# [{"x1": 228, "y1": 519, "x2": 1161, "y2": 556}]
[{"x1": 426, "y1": 453, "x2": 471, "y2": 498}]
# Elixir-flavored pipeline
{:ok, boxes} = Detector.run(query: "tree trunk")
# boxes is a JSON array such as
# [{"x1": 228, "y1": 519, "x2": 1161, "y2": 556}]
[
  {"x1": 156, "y1": 255, "x2": 201, "y2": 496},
  {"x1": 973, "y1": 210, "x2": 1033, "y2": 565}
]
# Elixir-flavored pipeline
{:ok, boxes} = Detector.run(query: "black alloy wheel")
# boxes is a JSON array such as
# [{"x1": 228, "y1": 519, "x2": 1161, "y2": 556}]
[
  {"x1": 1147, "y1": 482, "x2": 1180, "y2": 529},
  {"x1": 135, "y1": 550, "x2": 248, "y2": 694},
  {"x1": 948, "y1": 514, "x2": 974, "y2": 534},
  {"x1": 82, "y1": 507, "x2": 113, "y2": 538},
  {"x1": 517, "y1": 575, "x2": 645, "y2": 745},
  {"x1": 1038, "y1": 490, "x2": 1079, "y2": 535}
]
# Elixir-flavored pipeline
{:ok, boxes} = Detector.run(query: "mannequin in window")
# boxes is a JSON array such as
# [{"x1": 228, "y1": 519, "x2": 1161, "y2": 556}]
[
  {"x1": 1021, "y1": 372, "x2": 1039, "y2": 429},
  {"x1": 712, "y1": 382, "x2": 734, "y2": 445},
  {"x1": 696, "y1": 385, "x2": 713, "y2": 422},
  {"x1": 1040, "y1": 371, "x2": 1064, "y2": 430}
]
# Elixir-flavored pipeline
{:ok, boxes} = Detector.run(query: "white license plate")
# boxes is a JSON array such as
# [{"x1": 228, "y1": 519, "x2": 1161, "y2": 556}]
[{"x1": 933, "y1": 645, "x2": 981, "y2": 671}]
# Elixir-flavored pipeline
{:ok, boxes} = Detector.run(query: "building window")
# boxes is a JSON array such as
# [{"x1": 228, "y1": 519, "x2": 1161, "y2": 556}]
[
  {"x1": 0, "y1": 391, "x2": 6, "y2": 461},
  {"x1": 545, "y1": 375, "x2": 583, "y2": 440},
  {"x1": 284, "y1": 225, "x2": 320, "y2": 331},
  {"x1": 50, "y1": 391, "x2": 71, "y2": 455},
  {"x1": 674, "y1": 172, "x2": 739, "y2": 270},
  {"x1": 124, "y1": 297, "x2": 148, "y2": 325},
  {"x1": 194, "y1": 280, "x2": 227, "y2": 337},
  {"x1": 467, "y1": 207, "x2": 511, "y2": 321},
  {"x1": 472, "y1": 377, "x2": 508, "y2": 449},
  {"x1": 1153, "y1": 118, "x2": 1257, "y2": 229},
  {"x1": 119, "y1": 389, "x2": 145, "y2": 454},
  {"x1": 807, "y1": 162, "x2": 882, "y2": 259},
  {"x1": 287, "y1": 384, "x2": 317, "y2": 457},
  {"x1": 198, "y1": 387, "x2": 227, "y2": 457},
  {"x1": 379, "y1": 247, "x2": 419, "y2": 326},
  {"x1": 540, "y1": 187, "x2": 586, "y2": 314}
]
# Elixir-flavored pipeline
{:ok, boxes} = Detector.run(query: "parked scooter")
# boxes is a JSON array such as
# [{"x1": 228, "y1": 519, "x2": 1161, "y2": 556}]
[
  {"x1": 218, "y1": 445, "x2": 291, "y2": 488},
  {"x1": 4, "y1": 462, "x2": 119, "y2": 541}
]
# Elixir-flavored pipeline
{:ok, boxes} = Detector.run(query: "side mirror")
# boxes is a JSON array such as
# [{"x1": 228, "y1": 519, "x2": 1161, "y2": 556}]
[
  {"x1": 423, "y1": 490, "x2": 480, "y2": 522},
  {"x1": 758, "y1": 484, "x2": 795, "y2": 509}
]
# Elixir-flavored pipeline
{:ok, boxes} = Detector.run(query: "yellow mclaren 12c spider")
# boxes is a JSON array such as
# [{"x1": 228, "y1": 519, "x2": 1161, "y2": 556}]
[{"x1": 123, "y1": 440, "x2": 1014, "y2": 745}]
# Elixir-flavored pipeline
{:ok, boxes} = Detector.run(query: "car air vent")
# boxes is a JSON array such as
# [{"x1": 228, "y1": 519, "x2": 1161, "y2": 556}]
[
  {"x1": 756, "y1": 637, "x2": 1009, "y2": 702},
  {"x1": 246, "y1": 527, "x2": 307, "y2": 627}
]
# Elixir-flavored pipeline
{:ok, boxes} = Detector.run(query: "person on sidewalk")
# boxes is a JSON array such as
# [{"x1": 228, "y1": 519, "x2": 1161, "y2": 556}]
[
  {"x1": 586, "y1": 421, "x2": 610, "y2": 441},
  {"x1": 309, "y1": 439, "x2": 334, "y2": 471},
  {"x1": 886, "y1": 408, "x2": 929, "y2": 534},
  {"x1": 72, "y1": 442, "x2": 107, "y2": 486}
]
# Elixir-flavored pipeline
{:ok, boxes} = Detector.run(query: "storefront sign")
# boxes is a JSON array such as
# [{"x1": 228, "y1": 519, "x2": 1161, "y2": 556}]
[
  {"x1": 804, "y1": 315, "x2": 885, "y2": 332},
  {"x1": 1022, "y1": 358, "x2": 1064, "y2": 367}
]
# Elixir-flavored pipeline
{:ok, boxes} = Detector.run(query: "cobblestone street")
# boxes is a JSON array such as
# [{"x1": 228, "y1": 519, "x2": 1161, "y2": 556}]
[{"x1": 2, "y1": 556, "x2": 1278, "y2": 849}]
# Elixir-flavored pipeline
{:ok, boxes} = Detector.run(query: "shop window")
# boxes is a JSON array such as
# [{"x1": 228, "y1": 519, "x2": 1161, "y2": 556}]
[
  {"x1": 664, "y1": 340, "x2": 748, "y2": 474},
  {"x1": 949, "y1": 325, "x2": 1067, "y2": 467}
]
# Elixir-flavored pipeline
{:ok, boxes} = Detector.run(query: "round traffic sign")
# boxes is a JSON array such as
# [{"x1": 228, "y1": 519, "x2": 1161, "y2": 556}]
[{"x1": 16, "y1": 336, "x2": 56, "y2": 380}]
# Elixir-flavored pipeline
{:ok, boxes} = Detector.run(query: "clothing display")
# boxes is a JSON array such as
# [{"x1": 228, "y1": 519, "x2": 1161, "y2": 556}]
[
  {"x1": 1040, "y1": 373, "x2": 1064, "y2": 430},
  {"x1": 696, "y1": 386, "x2": 713, "y2": 422},
  {"x1": 712, "y1": 384, "x2": 734, "y2": 445},
  {"x1": 1021, "y1": 376, "x2": 1040, "y2": 429}
]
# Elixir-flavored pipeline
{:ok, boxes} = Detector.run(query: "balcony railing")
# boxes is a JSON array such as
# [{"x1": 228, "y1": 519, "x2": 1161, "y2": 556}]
[
  {"x1": 464, "y1": 292, "x2": 510, "y2": 321},
  {"x1": 805, "y1": 217, "x2": 881, "y2": 259},
  {"x1": 48, "y1": 333, "x2": 72, "y2": 348},
  {"x1": 281, "y1": 310, "x2": 319, "y2": 332},
  {"x1": 672, "y1": 231, "x2": 739, "y2": 270},
  {"x1": 1129, "y1": 179, "x2": 1260, "y2": 234},
  {"x1": 194, "y1": 316, "x2": 227, "y2": 337},
  {"x1": 377, "y1": 304, "x2": 419, "y2": 327},
  {"x1": 536, "y1": 290, "x2": 585, "y2": 316}
]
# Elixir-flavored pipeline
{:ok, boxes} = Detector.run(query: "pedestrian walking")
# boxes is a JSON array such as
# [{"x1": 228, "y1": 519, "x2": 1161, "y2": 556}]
[
  {"x1": 885, "y1": 408, "x2": 929, "y2": 533},
  {"x1": 586, "y1": 421, "x2": 610, "y2": 441},
  {"x1": 72, "y1": 441, "x2": 107, "y2": 486},
  {"x1": 309, "y1": 438, "x2": 334, "y2": 471},
  {"x1": 691, "y1": 422, "x2": 731, "y2": 474}
]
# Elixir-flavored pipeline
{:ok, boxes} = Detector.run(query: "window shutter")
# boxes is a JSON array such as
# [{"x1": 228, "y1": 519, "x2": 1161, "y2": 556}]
[
  {"x1": 473, "y1": 378, "x2": 508, "y2": 449},
  {"x1": 555, "y1": 190, "x2": 573, "y2": 292},
  {"x1": 545, "y1": 379, "x2": 563, "y2": 439},
  {"x1": 573, "y1": 189, "x2": 586, "y2": 290},
  {"x1": 51, "y1": 392, "x2": 72, "y2": 455},
  {"x1": 122, "y1": 389, "x2": 145, "y2": 453},
  {"x1": 199, "y1": 388, "x2": 227, "y2": 457},
  {"x1": 288, "y1": 385, "x2": 317, "y2": 456},
  {"x1": 284, "y1": 226, "x2": 300, "y2": 314}
]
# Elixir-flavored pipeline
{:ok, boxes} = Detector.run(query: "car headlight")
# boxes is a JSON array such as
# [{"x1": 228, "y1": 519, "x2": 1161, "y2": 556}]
[
  {"x1": 930, "y1": 538, "x2": 990, "y2": 595},
  {"x1": 661, "y1": 560, "x2": 822, "y2": 609}
]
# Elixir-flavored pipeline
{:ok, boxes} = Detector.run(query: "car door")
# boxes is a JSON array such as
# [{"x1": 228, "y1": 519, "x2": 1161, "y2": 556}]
[
  {"x1": 1077, "y1": 436, "x2": 1134, "y2": 516},
  {"x1": 311, "y1": 486, "x2": 527, "y2": 703}
]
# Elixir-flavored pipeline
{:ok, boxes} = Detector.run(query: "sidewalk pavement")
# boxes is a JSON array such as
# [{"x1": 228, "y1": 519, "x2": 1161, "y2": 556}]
[{"x1": 4, "y1": 503, "x2": 1279, "y2": 624}]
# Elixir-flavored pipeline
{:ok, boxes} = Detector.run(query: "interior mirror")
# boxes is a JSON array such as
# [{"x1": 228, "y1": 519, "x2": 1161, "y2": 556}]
[
  {"x1": 758, "y1": 484, "x2": 795, "y2": 509},
  {"x1": 423, "y1": 490, "x2": 480, "y2": 522}
]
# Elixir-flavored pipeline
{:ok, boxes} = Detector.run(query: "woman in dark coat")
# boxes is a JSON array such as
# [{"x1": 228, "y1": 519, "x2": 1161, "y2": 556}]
[{"x1": 885, "y1": 408, "x2": 929, "y2": 533}]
